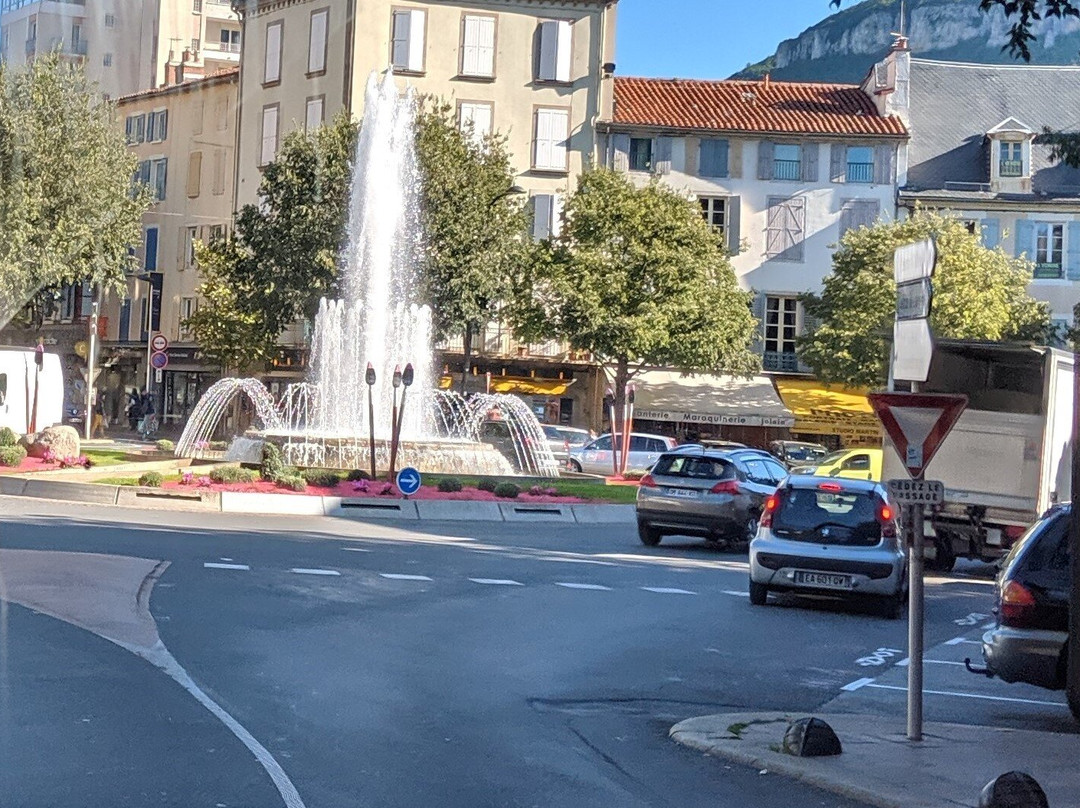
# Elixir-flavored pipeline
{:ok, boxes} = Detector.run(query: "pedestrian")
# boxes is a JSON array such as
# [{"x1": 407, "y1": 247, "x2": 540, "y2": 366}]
[
  {"x1": 91, "y1": 394, "x2": 106, "y2": 439},
  {"x1": 127, "y1": 388, "x2": 140, "y2": 431}
]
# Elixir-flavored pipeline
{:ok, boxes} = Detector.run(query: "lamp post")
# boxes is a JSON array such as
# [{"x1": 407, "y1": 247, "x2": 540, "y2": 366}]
[
  {"x1": 604, "y1": 387, "x2": 619, "y2": 478},
  {"x1": 84, "y1": 301, "x2": 100, "y2": 441},
  {"x1": 389, "y1": 363, "x2": 413, "y2": 480},
  {"x1": 389, "y1": 365, "x2": 402, "y2": 479},
  {"x1": 365, "y1": 362, "x2": 377, "y2": 481}
]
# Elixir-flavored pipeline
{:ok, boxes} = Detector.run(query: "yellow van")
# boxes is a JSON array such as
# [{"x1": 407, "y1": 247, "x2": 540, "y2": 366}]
[{"x1": 795, "y1": 448, "x2": 883, "y2": 482}]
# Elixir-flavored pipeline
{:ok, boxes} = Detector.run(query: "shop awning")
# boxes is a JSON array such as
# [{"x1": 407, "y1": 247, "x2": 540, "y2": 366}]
[
  {"x1": 438, "y1": 376, "x2": 573, "y2": 396},
  {"x1": 774, "y1": 379, "x2": 882, "y2": 441},
  {"x1": 632, "y1": 370, "x2": 794, "y2": 428}
]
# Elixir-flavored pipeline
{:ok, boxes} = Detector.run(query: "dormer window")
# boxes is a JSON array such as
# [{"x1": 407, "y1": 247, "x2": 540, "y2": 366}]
[
  {"x1": 1000, "y1": 141, "x2": 1024, "y2": 177},
  {"x1": 987, "y1": 117, "x2": 1034, "y2": 184}
]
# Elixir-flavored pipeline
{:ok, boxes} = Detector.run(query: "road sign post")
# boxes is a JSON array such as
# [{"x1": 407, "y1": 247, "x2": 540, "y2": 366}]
[
  {"x1": 870, "y1": 392, "x2": 967, "y2": 741},
  {"x1": 396, "y1": 467, "x2": 422, "y2": 498}
]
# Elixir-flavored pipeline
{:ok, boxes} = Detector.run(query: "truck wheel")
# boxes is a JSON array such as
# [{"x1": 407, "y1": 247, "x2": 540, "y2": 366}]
[
  {"x1": 929, "y1": 538, "x2": 956, "y2": 573},
  {"x1": 638, "y1": 522, "x2": 662, "y2": 546},
  {"x1": 749, "y1": 580, "x2": 768, "y2": 606}
]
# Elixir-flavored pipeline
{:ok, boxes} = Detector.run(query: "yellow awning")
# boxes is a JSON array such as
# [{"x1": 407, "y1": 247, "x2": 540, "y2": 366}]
[
  {"x1": 774, "y1": 379, "x2": 881, "y2": 441},
  {"x1": 437, "y1": 376, "x2": 572, "y2": 396}
]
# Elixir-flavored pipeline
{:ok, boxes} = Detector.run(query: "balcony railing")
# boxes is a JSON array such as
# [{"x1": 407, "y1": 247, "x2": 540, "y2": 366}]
[
  {"x1": 763, "y1": 350, "x2": 800, "y2": 373},
  {"x1": 846, "y1": 162, "x2": 874, "y2": 184},
  {"x1": 773, "y1": 159, "x2": 801, "y2": 181},
  {"x1": 204, "y1": 41, "x2": 241, "y2": 54},
  {"x1": 1000, "y1": 160, "x2": 1024, "y2": 178},
  {"x1": 1033, "y1": 262, "x2": 1063, "y2": 280}
]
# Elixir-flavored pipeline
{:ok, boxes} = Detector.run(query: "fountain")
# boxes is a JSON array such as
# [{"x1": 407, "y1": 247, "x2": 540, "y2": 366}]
[{"x1": 175, "y1": 71, "x2": 559, "y2": 479}]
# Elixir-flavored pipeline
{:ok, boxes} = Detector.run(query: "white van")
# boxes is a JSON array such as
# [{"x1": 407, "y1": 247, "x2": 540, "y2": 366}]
[{"x1": 0, "y1": 347, "x2": 64, "y2": 435}]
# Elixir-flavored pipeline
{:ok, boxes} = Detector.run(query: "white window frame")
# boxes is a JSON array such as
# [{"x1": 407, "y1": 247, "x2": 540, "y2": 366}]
[
  {"x1": 532, "y1": 193, "x2": 564, "y2": 240},
  {"x1": 305, "y1": 96, "x2": 325, "y2": 132},
  {"x1": 533, "y1": 107, "x2": 569, "y2": 172},
  {"x1": 260, "y1": 104, "x2": 279, "y2": 167},
  {"x1": 458, "y1": 101, "x2": 493, "y2": 145},
  {"x1": 263, "y1": 20, "x2": 283, "y2": 85},
  {"x1": 390, "y1": 8, "x2": 426, "y2": 73},
  {"x1": 185, "y1": 226, "x2": 198, "y2": 268},
  {"x1": 461, "y1": 14, "x2": 496, "y2": 78},
  {"x1": 1033, "y1": 222, "x2": 1064, "y2": 278},
  {"x1": 147, "y1": 109, "x2": 168, "y2": 144},
  {"x1": 764, "y1": 295, "x2": 800, "y2": 358},
  {"x1": 307, "y1": 8, "x2": 329, "y2": 75},
  {"x1": 699, "y1": 197, "x2": 727, "y2": 234},
  {"x1": 125, "y1": 113, "x2": 146, "y2": 145},
  {"x1": 179, "y1": 297, "x2": 198, "y2": 341},
  {"x1": 537, "y1": 19, "x2": 572, "y2": 82},
  {"x1": 149, "y1": 158, "x2": 168, "y2": 202}
]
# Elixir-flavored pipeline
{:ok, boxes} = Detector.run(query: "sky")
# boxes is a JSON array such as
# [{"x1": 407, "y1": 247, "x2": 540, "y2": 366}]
[{"x1": 617, "y1": 0, "x2": 842, "y2": 80}]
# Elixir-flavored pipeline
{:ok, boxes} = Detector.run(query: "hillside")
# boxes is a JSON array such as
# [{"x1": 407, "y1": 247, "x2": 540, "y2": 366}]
[{"x1": 735, "y1": 0, "x2": 1080, "y2": 83}]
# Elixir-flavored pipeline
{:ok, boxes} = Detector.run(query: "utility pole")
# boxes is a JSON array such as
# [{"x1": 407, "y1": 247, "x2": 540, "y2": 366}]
[
  {"x1": 84, "y1": 300, "x2": 99, "y2": 442},
  {"x1": 1068, "y1": 330, "x2": 1080, "y2": 722}
]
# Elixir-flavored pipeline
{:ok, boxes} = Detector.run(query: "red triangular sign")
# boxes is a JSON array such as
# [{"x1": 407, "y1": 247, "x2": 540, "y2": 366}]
[{"x1": 867, "y1": 392, "x2": 968, "y2": 479}]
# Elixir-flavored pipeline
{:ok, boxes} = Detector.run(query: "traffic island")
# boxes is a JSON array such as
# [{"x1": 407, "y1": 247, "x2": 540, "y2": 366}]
[{"x1": 670, "y1": 712, "x2": 1079, "y2": 808}]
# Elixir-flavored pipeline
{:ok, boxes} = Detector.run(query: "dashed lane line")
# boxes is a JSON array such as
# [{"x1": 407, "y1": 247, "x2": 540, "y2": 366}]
[
  {"x1": 723, "y1": 590, "x2": 750, "y2": 597},
  {"x1": 379, "y1": 573, "x2": 433, "y2": 581},
  {"x1": 555, "y1": 582, "x2": 612, "y2": 591},
  {"x1": 945, "y1": 636, "x2": 982, "y2": 646},
  {"x1": 341, "y1": 547, "x2": 372, "y2": 553},
  {"x1": 469, "y1": 578, "x2": 524, "y2": 586},
  {"x1": 896, "y1": 658, "x2": 968, "y2": 667},
  {"x1": 204, "y1": 563, "x2": 250, "y2": 571},
  {"x1": 640, "y1": 587, "x2": 697, "y2": 595},
  {"x1": 290, "y1": 568, "x2": 341, "y2": 576}
]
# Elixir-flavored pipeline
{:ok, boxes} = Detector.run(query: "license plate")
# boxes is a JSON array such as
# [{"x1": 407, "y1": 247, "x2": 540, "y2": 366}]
[
  {"x1": 794, "y1": 571, "x2": 852, "y2": 589},
  {"x1": 663, "y1": 487, "x2": 699, "y2": 499}
]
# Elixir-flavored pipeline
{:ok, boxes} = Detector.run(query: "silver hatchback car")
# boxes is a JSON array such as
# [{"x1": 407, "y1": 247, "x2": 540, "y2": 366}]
[
  {"x1": 748, "y1": 475, "x2": 906, "y2": 618},
  {"x1": 567, "y1": 432, "x2": 676, "y2": 475}
]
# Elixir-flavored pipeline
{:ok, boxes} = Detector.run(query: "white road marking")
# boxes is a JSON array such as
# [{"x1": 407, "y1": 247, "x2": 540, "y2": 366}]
[
  {"x1": 855, "y1": 648, "x2": 904, "y2": 667},
  {"x1": 896, "y1": 658, "x2": 968, "y2": 667},
  {"x1": 864, "y1": 683, "x2": 1068, "y2": 708},
  {"x1": 982, "y1": 622, "x2": 996, "y2": 630},
  {"x1": 723, "y1": 590, "x2": 750, "y2": 597},
  {"x1": 641, "y1": 587, "x2": 697, "y2": 595},
  {"x1": 555, "y1": 582, "x2": 611, "y2": 591},
  {"x1": 944, "y1": 636, "x2": 982, "y2": 646},
  {"x1": 469, "y1": 578, "x2": 523, "y2": 586},
  {"x1": 204, "y1": 562, "x2": 250, "y2": 571},
  {"x1": 379, "y1": 573, "x2": 432, "y2": 581},
  {"x1": 341, "y1": 547, "x2": 371, "y2": 553},
  {"x1": 841, "y1": 677, "x2": 875, "y2": 692},
  {"x1": 219, "y1": 557, "x2": 234, "y2": 562},
  {"x1": 953, "y1": 612, "x2": 990, "y2": 626},
  {"x1": 290, "y1": 568, "x2": 341, "y2": 576}
]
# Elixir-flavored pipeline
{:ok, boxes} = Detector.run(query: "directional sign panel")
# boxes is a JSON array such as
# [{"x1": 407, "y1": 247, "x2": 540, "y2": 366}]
[
  {"x1": 896, "y1": 278, "x2": 933, "y2": 321},
  {"x1": 868, "y1": 392, "x2": 967, "y2": 479},
  {"x1": 396, "y1": 466, "x2": 422, "y2": 496},
  {"x1": 888, "y1": 478, "x2": 944, "y2": 505}
]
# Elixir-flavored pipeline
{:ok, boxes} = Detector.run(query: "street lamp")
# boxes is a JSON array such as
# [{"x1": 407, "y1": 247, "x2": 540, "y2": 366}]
[
  {"x1": 487, "y1": 184, "x2": 526, "y2": 209},
  {"x1": 136, "y1": 272, "x2": 158, "y2": 396},
  {"x1": 365, "y1": 362, "x2": 377, "y2": 481},
  {"x1": 388, "y1": 363, "x2": 414, "y2": 480},
  {"x1": 84, "y1": 300, "x2": 99, "y2": 441}
]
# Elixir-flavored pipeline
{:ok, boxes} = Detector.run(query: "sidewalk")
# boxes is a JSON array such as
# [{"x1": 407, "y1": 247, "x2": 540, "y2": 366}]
[{"x1": 670, "y1": 710, "x2": 1078, "y2": 808}]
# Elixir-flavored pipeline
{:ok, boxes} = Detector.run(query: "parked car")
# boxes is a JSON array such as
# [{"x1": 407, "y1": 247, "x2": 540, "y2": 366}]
[
  {"x1": 769, "y1": 440, "x2": 828, "y2": 466},
  {"x1": 978, "y1": 504, "x2": 1070, "y2": 694},
  {"x1": 542, "y1": 425, "x2": 592, "y2": 463},
  {"x1": 748, "y1": 475, "x2": 906, "y2": 618},
  {"x1": 567, "y1": 432, "x2": 677, "y2": 475},
  {"x1": 636, "y1": 448, "x2": 788, "y2": 547},
  {"x1": 791, "y1": 447, "x2": 883, "y2": 482},
  {"x1": 700, "y1": 439, "x2": 747, "y2": 450}
]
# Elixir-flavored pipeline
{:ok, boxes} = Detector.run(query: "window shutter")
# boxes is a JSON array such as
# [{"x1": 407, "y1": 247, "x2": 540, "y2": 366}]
[
  {"x1": 654, "y1": 136, "x2": 673, "y2": 175},
  {"x1": 261, "y1": 106, "x2": 278, "y2": 165},
  {"x1": 212, "y1": 148, "x2": 226, "y2": 195},
  {"x1": 472, "y1": 104, "x2": 492, "y2": 139},
  {"x1": 264, "y1": 22, "x2": 282, "y2": 83},
  {"x1": 308, "y1": 9, "x2": 328, "y2": 73},
  {"x1": 729, "y1": 140, "x2": 743, "y2": 178},
  {"x1": 788, "y1": 196, "x2": 806, "y2": 262},
  {"x1": 144, "y1": 228, "x2": 158, "y2": 271},
  {"x1": 750, "y1": 292, "x2": 767, "y2": 354},
  {"x1": 555, "y1": 20, "x2": 572, "y2": 81},
  {"x1": 839, "y1": 203, "x2": 854, "y2": 239},
  {"x1": 699, "y1": 139, "x2": 729, "y2": 178},
  {"x1": 462, "y1": 16, "x2": 480, "y2": 75},
  {"x1": 874, "y1": 143, "x2": 894, "y2": 185},
  {"x1": 538, "y1": 20, "x2": 558, "y2": 80},
  {"x1": 477, "y1": 17, "x2": 495, "y2": 76},
  {"x1": 154, "y1": 159, "x2": 167, "y2": 201},
  {"x1": 801, "y1": 143, "x2": 818, "y2": 182},
  {"x1": 757, "y1": 141, "x2": 775, "y2": 180},
  {"x1": 532, "y1": 194, "x2": 553, "y2": 239},
  {"x1": 407, "y1": 9, "x2": 425, "y2": 72},
  {"x1": 726, "y1": 196, "x2": 741, "y2": 254},
  {"x1": 391, "y1": 11, "x2": 410, "y2": 68},
  {"x1": 551, "y1": 193, "x2": 565, "y2": 238},
  {"x1": 830, "y1": 143, "x2": 846, "y2": 183},
  {"x1": 611, "y1": 132, "x2": 630, "y2": 171},
  {"x1": 684, "y1": 137, "x2": 700, "y2": 176},
  {"x1": 1015, "y1": 219, "x2": 1034, "y2": 258},
  {"x1": 765, "y1": 198, "x2": 784, "y2": 257},
  {"x1": 981, "y1": 218, "x2": 1000, "y2": 249},
  {"x1": 306, "y1": 97, "x2": 324, "y2": 132},
  {"x1": 1067, "y1": 221, "x2": 1080, "y2": 281},
  {"x1": 186, "y1": 151, "x2": 202, "y2": 198},
  {"x1": 534, "y1": 110, "x2": 552, "y2": 169}
]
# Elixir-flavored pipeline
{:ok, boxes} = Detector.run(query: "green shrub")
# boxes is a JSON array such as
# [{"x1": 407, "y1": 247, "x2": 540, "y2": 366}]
[
  {"x1": 622, "y1": 469, "x2": 646, "y2": 481},
  {"x1": 209, "y1": 441, "x2": 229, "y2": 451},
  {"x1": 346, "y1": 469, "x2": 371, "y2": 482},
  {"x1": 477, "y1": 478, "x2": 498, "y2": 493},
  {"x1": 0, "y1": 427, "x2": 18, "y2": 447},
  {"x1": 278, "y1": 474, "x2": 307, "y2": 492},
  {"x1": 260, "y1": 442, "x2": 285, "y2": 482},
  {"x1": 138, "y1": 471, "x2": 163, "y2": 487},
  {"x1": 209, "y1": 466, "x2": 258, "y2": 484},
  {"x1": 0, "y1": 445, "x2": 26, "y2": 467},
  {"x1": 437, "y1": 477, "x2": 463, "y2": 493},
  {"x1": 155, "y1": 439, "x2": 175, "y2": 452},
  {"x1": 301, "y1": 469, "x2": 342, "y2": 488},
  {"x1": 493, "y1": 481, "x2": 520, "y2": 499}
]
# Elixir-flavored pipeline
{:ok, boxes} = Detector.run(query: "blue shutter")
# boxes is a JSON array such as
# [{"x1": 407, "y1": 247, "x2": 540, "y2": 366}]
[
  {"x1": 700, "y1": 139, "x2": 729, "y2": 178},
  {"x1": 1014, "y1": 220, "x2": 1034, "y2": 259},
  {"x1": 1067, "y1": 221, "x2": 1080, "y2": 281},
  {"x1": 981, "y1": 218, "x2": 1000, "y2": 249},
  {"x1": 144, "y1": 227, "x2": 158, "y2": 271},
  {"x1": 118, "y1": 299, "x2": 131, "y2": 342}
]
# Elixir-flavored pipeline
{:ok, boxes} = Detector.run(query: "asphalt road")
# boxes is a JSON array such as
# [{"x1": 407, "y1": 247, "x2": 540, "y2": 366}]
[{"x1": 0, "y1": 498, "x2": 1036, "y2": 807}]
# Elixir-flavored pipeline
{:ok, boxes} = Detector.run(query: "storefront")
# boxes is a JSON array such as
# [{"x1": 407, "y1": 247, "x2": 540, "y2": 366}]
[
  {"x1": 773, "y1": 379, "x2": 882, "y2": 449},
  {"x1": 161, "y1": 347, "x2": 219, "y2": 428},
  {"x1": 630, "y1": 370, "x2": 795, "y2": 445}
]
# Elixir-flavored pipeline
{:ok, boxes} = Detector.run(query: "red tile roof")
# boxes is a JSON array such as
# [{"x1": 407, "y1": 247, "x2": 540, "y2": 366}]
[{"x1": 613, "y1": 76, "x2": 907, "y2": 138}]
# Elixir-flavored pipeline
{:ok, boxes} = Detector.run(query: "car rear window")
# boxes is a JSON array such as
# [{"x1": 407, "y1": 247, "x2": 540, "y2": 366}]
[
  {"x1": 653, "y1": 454, "x2": 734, "y2": 480},
  {"x1": 772, "y1": 487, "x2": 881, "y2": 546}
]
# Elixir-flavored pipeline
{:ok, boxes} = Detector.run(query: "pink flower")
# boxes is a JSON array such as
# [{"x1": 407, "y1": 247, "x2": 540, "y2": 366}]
[
  {"x1": 197, "y1": 476, "x2": 213, "y2": 488},
  {"x1": 180, "y1": 472, "x2": 194, "y2": 485}
]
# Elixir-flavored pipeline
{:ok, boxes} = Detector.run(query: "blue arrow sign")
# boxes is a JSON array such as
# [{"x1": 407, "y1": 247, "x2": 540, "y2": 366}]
[{"x1": 396, "y1": 466, "x2": 422, "y2": 496}]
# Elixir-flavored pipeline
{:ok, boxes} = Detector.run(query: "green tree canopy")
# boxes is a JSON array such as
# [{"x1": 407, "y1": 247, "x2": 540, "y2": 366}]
[
  {"x1": 0, "y1": 53, "x2": 149, "y2": 328},
  {"x1": 510, "y1": 168, "x2": 758, "y2": 410},
  {"x1": 799, "y1": 209, "x2": 1050, "y2": 388}
]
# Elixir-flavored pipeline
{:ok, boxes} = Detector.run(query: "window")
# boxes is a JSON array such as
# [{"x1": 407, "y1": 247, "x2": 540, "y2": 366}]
[
  {"x1": 391, "y1": 8, "x2": 426, "y2": 73},
  {"x1": 845, "y1": 146, "x2": 874, "y2": 183},
  {"x1": 763, "y1": 295, "x2": 799, "y2": 371},
  {"x1": 215, "y1": 96, "x2": 229, "y2": 131},
  {"x1": 461, "y1": 14, "x2": 495, "y2": 78},
  {"x1": 147, "y1": 109, "x2": 168, "y2": 143},
  {"x1": 590, "y1": 435, "x2": 613, "y2": 451},
  {"x1": 125, "y1": 113, "x2": 146, "y2": 144},
  {"x1": 103, "y1": 52, "x2": 112, "y2": 67},
  {"x1": 149, "y1": 158, "x2": 167, "y2": 201},
  {"x1": 773, "y1": 144, "x2": 801, "y2": 181},
  {"x1": 144, "y1": 227, "x2": 159, "y2": 271},
  {"x1": 653, "y1": 455, "x2": 734, "y2": 479},
  {"x1": 305, "y1": 96, "x2": 325, "y2": 132},
  {"x1": 260, "y1": 104, "x2": 279, "y2": 166},
  {"x1": 533, "y1": 108, "x2": 569, "y2": 171},
  {"x1": 765, "y1": 196, "x2": 806, "y2": 261},
  {"x1": 308, "y1": 8, "x2": 328, "y2": 74},
  {"x1": 458, "y1": 101, "x2": 492, "y2": 144},
  {"x1": 185, "y1": 226, "x2": 198, "y2": 267},
  {"x1": 263, "y1": 21, "x2": 283, "y2": 85},
  {"x1": 628, "y1": 137, "x2": 652, "y2": 172},
  {"x1": 1033, "y1": 222, "x2": 1064, "y2": 278},
  {"x1": 699, "y1": 139, "x2": 729, "y2": 178},
  {"x1": 532, "y1": 193, "x2": 563, "y2": 240},
  {"x1": 179, "y1": 297, "x2": 198, "y2": 340},
  {"x1": 842, "y1": 454, "x2": 871, "y2": 471},
  {"x1": 839, "y1": 199, "x2": 879, "y2": 238},
  {"x1": 537, "y1": 19, "x2": 571, "y2": 82},
  {"x1": 1000, "y1": 141, "x2": 1024, "y2": 177},
  {"x1": 186, "y1": 152, "x2": 202, "y2": 198},
  {"x1": 193, "y1": 0, "x2": 202, "y2": 11},
  {"x1": 104, "y1": 13, "x2": 114, "y2": 27},
  {"x1": 212, "y1": 148, "x2": 226, "y2": 194},
  {"x1": 118, "y1": 299, "x2": 131, "y2": 342},
  {"x1": 220, "y1": 29, "x2": 240, "y2": 52},
  {"x1": 71, "y1": 22, "x2": 82, "y2": 50},
  {"x1": 191, "y1": 38, "x2": 200, "y2": 53},
  {"x1": 699, "y1": 197, "x2": 727, "y2": 234}
]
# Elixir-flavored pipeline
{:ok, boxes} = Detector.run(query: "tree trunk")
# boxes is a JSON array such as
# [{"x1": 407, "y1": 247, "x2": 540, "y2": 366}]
[
  {"x1": 612, "y1": 356, "x2": 630, "y2": 476},
  {"x1": 460, "y1": 322, "x2": 473, "y2": 396}
]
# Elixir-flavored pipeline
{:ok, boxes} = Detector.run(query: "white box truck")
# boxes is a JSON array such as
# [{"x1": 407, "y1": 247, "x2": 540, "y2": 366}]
[
  {"x1": 0, "y1": 346, "x2": 64, "y2": 435},
  {"x1": 882, "y1": 340, "x2": 1073, "y2": 571}
]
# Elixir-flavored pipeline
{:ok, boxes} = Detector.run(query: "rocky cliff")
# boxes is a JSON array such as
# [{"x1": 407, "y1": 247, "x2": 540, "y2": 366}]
[{"x1": 736, "y1": 0, "x2": 1080, "y2": 82}]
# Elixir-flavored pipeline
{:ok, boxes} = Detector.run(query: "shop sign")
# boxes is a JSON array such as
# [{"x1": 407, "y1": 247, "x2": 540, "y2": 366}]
[{"x1": 635, "y1": 409, "x2": 794, "y2": 428}]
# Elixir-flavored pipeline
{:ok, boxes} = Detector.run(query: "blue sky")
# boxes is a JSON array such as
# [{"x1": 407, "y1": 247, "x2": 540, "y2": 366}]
[{"x1": 617, "y1": 0, "x2": 840, "y2": 79}]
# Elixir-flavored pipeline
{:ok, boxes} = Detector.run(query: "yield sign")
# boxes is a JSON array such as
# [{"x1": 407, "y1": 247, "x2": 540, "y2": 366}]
[{"x1": 867, "y1": 392, "x2": 968, "y2": 479}]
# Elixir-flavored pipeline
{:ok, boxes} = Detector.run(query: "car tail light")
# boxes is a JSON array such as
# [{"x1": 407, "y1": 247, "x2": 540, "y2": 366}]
[
  {"x1": 710, "y1": 479, "x2": 740, "y2": 495},
  {"x1": 759, "y1": 492, "x2": 781, "y2": 528},
  {"x1": 1004, "y1": 525, "x2": 1026, "y2": 545},
  {"x1": 878, "y1": 502, "x2": 897, "y2": 538},
  {"x1": 818, "y1": 482, "x2": 843, "y2": 492},
  {"x1": 1000, "y1": 580, "x2": 1037, "y2": 628},
  {"x1": 639, "y1": 474, "x2": 658, "y2": 489}
]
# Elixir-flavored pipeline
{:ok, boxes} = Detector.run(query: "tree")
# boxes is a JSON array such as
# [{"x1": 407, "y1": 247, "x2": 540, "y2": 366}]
[
  {"x1": 799, "y1": 209, "x2": 1050, "y2": 388},
  {"x1": 509, "y1": 169, "x2": 758, "y2": 436},
  {"x1": 185, "y1": 111, "x2": 358, "y2": 370},
  {"x1": 414, "y1": 100, "x2": 529, "y2": 393},
  {"x1": 0, "y1": 53, "x2": 149, "y2": 329}
]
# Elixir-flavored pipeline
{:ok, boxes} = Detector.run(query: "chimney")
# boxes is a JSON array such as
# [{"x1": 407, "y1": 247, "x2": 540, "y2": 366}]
[
  {"x1": 164, "y1": 63, "x2": 179, "y2": 86},
  {"x1": 763, "y1": 73, "x2": 771, "y2": 92}
]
